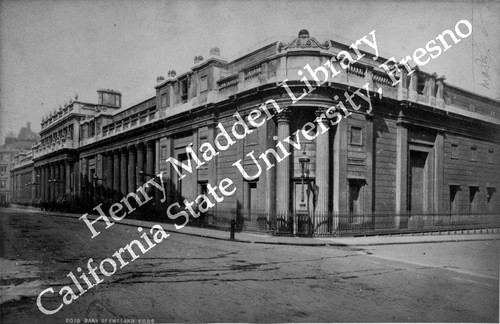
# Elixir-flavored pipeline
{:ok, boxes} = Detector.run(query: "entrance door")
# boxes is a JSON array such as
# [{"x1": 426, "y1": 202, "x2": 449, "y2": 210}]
[
  {"x1": 409, "y1": 150, "x2": 428, "y2": 213},
  {"x1": 348, "y1": 180, "x2": 363, "y2": 224}
]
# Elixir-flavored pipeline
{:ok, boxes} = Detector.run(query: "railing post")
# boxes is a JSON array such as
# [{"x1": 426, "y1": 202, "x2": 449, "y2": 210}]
[{"x1": 230, "y1": 219, "x2": 235, "y2": 240}]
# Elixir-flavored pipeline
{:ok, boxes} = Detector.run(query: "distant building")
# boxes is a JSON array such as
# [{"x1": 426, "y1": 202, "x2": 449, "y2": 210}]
[
  {"x1": 0, "y1": 123, "x2": 39, "y2": 204},
  {"x1": 11, "y1": 30, "x2": 500, "y2": 234}
]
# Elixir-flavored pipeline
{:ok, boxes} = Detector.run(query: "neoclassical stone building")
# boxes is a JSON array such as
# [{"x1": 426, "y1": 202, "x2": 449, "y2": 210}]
[{"x1": 14, "y1": 30, "x2": 500, "y2": 233}]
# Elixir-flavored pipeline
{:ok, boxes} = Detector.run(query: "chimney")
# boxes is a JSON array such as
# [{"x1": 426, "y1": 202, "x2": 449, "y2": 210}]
[{"x1": 27, "y1": 122, "x2": 31, "y2": 130}]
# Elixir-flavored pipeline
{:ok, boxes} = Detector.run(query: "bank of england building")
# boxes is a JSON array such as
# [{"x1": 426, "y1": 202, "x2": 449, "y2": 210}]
[{"x1": 12, "y1": 30, "x2": 500, "y2": 235}]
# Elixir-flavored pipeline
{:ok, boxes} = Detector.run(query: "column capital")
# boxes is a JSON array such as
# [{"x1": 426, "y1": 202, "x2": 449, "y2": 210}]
[
  {"x1": 276, "y1": 108, "x2": 291, "y2": 123},
  {"x1": 146, "y1": 140, "x2": 155, "y2": 150},
  {"x1": 136, "y1": 142, "x2": 146, "y2": 151},
  {"x1": 315, "y1": 107, "x2": 328, "y2": 121}
]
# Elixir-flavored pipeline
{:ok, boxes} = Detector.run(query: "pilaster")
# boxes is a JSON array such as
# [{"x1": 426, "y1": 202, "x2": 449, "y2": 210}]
[
  {"x1": 333, "y1": 120, "x2": 348, "y2": 224},
  {"x1": 434, "y1": 131, "x2": 444, "y2": 213}
]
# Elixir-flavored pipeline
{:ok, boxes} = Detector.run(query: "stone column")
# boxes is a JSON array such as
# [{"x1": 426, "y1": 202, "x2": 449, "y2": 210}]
[
  {"x1": 81, "y1": 158, "x2": 88, "y2": 204},
  {"x1": 106, "y1": 153, "x2": 113, "y2": 198},
  {"x1": 120, "y1": 148, "x2": 128, "y2": 195},
  {"x1": 315, "y1": 109, "x2": 329, "y2": 215},
  {"x1": 50, "y1": 163, "x2": 55, "y2": 202},
  {"x1": 65, "y1": 159, "x2": 71, "y2": 200},
  {"x1": 146, "y1": 141, "x2": 155, "y2": 180},
  {"x1": 45, "y1": 165, "x2": 49, "y2": 202},
  {"x1": 60, "y1": 161, "x2": 65, "y2": 200},
  {"x1": 57, "y1": 162, "x2": 63, "y2": 200},
  {"x1": 395, "y1": 111, "x2": 408, "y2": 227},
  {"x1": 128, "y1": 146, "x2": 136, "y2": 192},
  {"x1": 34, "y1": 168, "x2": 39, "y2": 201},
  {"x1": 47, "y1": 164, "x2": 52, "y2": 202},
  {"x1": 54, "y1": 162, "x2": 59, "y2": 200},
  {"x1": 113, "y1": 150, "x2": 121, "y2": 198},
  {"x1": 164, "y1": 137, "x2": 174, "y2": 203},
  {"x1": 43, "y1": 165, "x2": 48, "y2": 203},
  {"x1": 136, "y1": 143, "x2": 145, "y2": 188},
  {"x1": 40, "y1": 167, "x2": 44, "y2": 203},
  {"x1": 276, "y1": 109, "x2": 290, "y2": 214}
]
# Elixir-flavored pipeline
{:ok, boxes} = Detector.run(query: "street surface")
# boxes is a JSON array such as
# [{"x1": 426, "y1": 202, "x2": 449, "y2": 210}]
[{"x1": 0, "y1": 208, "x2": 498, "y2": 323}]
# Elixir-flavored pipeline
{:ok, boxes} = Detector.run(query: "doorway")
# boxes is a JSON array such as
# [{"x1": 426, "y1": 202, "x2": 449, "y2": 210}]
[{"x1": 408, "y1": 150, "x2": 429, "y2": 213}]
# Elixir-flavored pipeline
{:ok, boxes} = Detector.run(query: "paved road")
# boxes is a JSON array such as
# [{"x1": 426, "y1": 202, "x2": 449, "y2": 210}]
[{"x1": 1, "y1": 209, "x2": 498, "y2": 323}]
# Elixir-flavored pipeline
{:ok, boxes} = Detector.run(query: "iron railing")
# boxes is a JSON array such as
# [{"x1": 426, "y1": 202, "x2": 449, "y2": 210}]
[{"x1": 227, "y1": 210, "x2": 500, "y2": 237}]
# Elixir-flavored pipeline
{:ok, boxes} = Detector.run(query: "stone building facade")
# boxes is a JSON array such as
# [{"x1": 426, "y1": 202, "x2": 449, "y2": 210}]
[
  {"x1": 12, "y1": 30, "x2": 500, "y2": 232},
  {"x1": 1, "y1": 123, "x2": 39, "y2": 204}
]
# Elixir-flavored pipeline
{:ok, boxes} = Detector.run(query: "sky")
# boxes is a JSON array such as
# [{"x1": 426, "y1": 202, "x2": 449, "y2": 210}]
[{"x1": 0, "y1": 0, "x2": 499, "y2": 144}]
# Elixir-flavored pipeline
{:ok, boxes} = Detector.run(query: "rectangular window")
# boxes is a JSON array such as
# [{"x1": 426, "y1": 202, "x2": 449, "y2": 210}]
[
  {"x1": 160, "y1": 92, "x2": 167, "y2": 107},
  {"x1": 449, "y1": 185, "x2": 460, "y2": 214},
  {"x1": 200, "y1": 75, "x2": 208, "y2": 92},
  {"x1": 89, "y1": 121, "x2": 95, "y2": 137},
  {"x1": 471, "y1": 146, "x2": 477, "y2": 161},
  {"x1": 488, "y1": 149, "x2": 494, "y2": 164},
  {"x1": 244, "y1": 128, "x2": 259, "y2": 146},
  {"x1": 0, "y1": 180, "x2": 5, "y2": 189},
  {"x1": 0, "y1": 165, "x2": 6, "y2": 175},
  {"x1": 469, "y1": 186, "x2": 479, "y2": 213},
  {"x1": 350, "y1": 127, "x2": 362, "y2": 145},
  {"x1": 180, "y1": 79, "x2": 189, "y2": 103},
  {"x1": 451, "y1": 144, "x2": 458, "y2": 159}
]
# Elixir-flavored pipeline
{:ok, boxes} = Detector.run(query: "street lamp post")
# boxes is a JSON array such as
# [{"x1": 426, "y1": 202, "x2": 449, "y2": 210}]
[{"x1": 298, "y1": 149, "x2": 310, "y2": 236}]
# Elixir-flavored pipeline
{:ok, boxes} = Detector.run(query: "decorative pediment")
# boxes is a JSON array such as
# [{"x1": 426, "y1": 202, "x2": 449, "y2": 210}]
[{"x1": 278, "y1": 29, "x2": 330, "y2": 52}]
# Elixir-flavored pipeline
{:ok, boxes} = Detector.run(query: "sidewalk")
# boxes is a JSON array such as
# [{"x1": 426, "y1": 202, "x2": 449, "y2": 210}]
[{"x1": 3, "y1": 207, "x2": 500, "y2": 246}]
